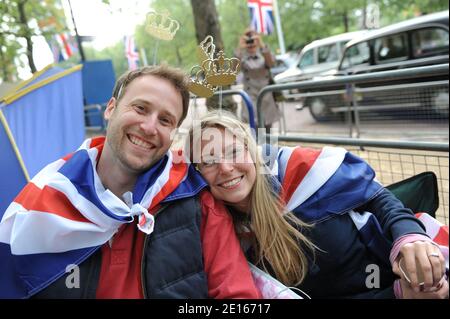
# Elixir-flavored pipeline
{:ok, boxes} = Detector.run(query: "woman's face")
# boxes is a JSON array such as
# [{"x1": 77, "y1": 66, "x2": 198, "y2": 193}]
[{"x1": 197, "y1": 127, "x2": 256, "y2": 212}]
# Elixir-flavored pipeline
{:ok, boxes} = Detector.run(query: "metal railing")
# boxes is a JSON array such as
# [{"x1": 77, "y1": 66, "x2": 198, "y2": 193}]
[
  {"x1": 257, "y1": 64, "x2": 449, "y2": 139},
  {"x1": 256, "y1": 66, "x2": 449, "y2": 223}
]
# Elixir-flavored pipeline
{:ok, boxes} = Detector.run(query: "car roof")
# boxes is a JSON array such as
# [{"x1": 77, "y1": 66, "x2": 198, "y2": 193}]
[
  {"x1": 302, "y1": 30, "x2": 370, "y2": 52},
  {"x1": 345, "y1": 10, "x2": 449, "y2": 47}
]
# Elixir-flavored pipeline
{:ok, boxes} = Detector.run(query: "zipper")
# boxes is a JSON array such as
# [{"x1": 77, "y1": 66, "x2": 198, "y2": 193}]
[{"x1": 140, "y1": 203, "x2": 169, "y2": 298}]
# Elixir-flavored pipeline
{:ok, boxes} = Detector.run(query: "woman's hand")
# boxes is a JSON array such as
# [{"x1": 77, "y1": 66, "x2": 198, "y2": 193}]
[
  {"x1": 399, "y1": 277, "x2": 448, "y2": 299},
  {"x1": 393, "y1": 240, "x2": 446, "y2": 292}
]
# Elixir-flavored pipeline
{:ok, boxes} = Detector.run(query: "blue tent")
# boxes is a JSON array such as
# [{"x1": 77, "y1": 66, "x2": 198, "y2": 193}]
[{"x1": 0, "y1": 64, "x2": 85, "y2": 215}]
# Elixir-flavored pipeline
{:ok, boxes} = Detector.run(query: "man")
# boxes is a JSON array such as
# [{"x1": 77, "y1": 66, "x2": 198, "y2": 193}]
[{"x1": 0, "y1": 65, "x2": 261, "y2": 299}]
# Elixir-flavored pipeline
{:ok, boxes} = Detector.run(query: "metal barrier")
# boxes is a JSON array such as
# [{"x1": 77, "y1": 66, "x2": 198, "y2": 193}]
[
  {"x1": 211, "y1": 89, "x2": 256, "y2": 131},
  {"x1": 189, "y1": 90, "x2": 256, "y2": 131},
  {"x1": 257, "y1": 64, "x2": 449, "y2": 139},
  {"x1": 84, "y1": 104, "x2": 106, "y2": 133}
]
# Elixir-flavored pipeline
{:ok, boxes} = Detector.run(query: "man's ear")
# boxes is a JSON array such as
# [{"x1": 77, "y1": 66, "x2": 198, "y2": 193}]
[{"x1": 104, "y1": 97, "x2": 116, "y2": 121}]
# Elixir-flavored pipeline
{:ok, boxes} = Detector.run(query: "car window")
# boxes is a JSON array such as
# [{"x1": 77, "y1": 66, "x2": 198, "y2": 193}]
[
  {"x1": 340, "y1": 42, "x2": 370, "y2": 70},
  {"x1": 412, "y1": 27, "x2": 449, "y2": 57},
  {"x1": 298, "y1": 49, "x2": 314, "y2": 69},
  {"x1": 274, "y1": 59, "x2": 287, "y2": 68},
  {"x1": 339, "y1": 40, "x2": 350, "y2": 53},
  {"x1": 375, "y1": 33, "x2": 408, "y2": 62},
  {"x1": 318, "y1": 43, "x2": 339, "y2": 64}
]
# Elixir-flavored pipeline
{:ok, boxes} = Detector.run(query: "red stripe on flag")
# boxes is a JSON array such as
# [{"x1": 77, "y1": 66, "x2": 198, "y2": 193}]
[
  {"x1": 59, "y1": 34, "x2": 73, "y2": 57},
  {"x1": 148, "y1": 161, "x2": 188, "y2": 211},
  {"x1": 14, "y1": 183, "x2": 93, "y2": 224},
  {"x1": 62, "y1": 153, "x2": 74, "y2": 161},
  {"x1": 433, "y1": 226, "x2": 449, "y2": 246},
  {"x1": 281, "y1": 147, "x2": 321, "y2": 204}
]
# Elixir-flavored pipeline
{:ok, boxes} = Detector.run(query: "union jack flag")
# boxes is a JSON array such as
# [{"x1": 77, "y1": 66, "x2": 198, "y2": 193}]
[
  {"x1": 124, "y1": 35, "x2": 140, "y2": 70},
  {"x1": 265, "y1": 144, "x2": 449, "y2": 265},
  {"x1": 0, "y1": 137, "x2": 206, "y2": 298},
  {"x1": 247, "y1": 0, "x2": 275, "y2": 35},
  {"x1": 49, "y1": 33, "x2": 77, "y2": 62}
]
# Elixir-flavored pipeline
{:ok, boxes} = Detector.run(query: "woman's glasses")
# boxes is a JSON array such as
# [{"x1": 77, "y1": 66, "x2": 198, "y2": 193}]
[{"x1": 197, "y1": 145, "x2": 251, "y2": 173}]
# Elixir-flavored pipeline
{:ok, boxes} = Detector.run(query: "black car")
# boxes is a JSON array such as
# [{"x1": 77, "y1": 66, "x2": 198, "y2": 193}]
[{"x1": 304, "y1": 10, "x2": 449, "y2": 121}]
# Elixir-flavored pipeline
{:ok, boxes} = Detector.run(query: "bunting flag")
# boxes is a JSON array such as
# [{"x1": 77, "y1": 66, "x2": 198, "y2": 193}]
[
  {"x1": 0, "y1": 136, "x2": 207, "y2": 298},
  {"x1": 247, "y1": 0, "x2": 275, "y2": 35},
  {"x1": 124, "y1": 35, "x2": 140, "y2": 70},
  {"x1": 49, "y1": 33, "x2": 77, "y2": 62}
]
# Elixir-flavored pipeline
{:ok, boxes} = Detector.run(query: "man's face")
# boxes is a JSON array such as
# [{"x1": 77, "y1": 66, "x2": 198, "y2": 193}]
[{"x1": 104, "y1": 74, "x2": 183, "y2": 174}]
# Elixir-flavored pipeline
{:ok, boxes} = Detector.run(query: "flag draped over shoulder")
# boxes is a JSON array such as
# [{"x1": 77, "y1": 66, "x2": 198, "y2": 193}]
[
  {"x1": 124, "y1": 35, "x2": 140, "y2": 70},
  {"x1": 247, "y1": 0, "x2": 275, "y2": 35},
  {"x1": 265, "y1": 145, "x2": 449, "y2": 266},
  {"x1": 266, "y1": 145, "x2": 383, "y2": 222},
  {"x1": 265, "y1": 144, "x2": 391, "y2": 261},
  {"x1": 0, "y1": 137, "x2": 207, "y2": 298}
]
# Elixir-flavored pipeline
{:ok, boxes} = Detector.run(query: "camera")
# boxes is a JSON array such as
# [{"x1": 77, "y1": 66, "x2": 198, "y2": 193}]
[{"x1": 245, "y1": 37, "x2": 254, "y2": 45}]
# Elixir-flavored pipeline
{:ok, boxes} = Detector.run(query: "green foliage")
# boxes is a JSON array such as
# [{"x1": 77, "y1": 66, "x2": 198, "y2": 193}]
[
  {"x1": 134, "y1": 0, "x2": 198, "y2": 72},
  {"x1": 0, "y1": 0, "x2": 67, "y2": 81},
  {"x1": 1, "y1": 0, "x2": 448, "y2": 82}
]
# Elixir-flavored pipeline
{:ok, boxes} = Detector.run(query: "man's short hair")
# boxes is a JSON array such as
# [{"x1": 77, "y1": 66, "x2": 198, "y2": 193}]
[{"x1": 112, "y1": 64, "x2": 190, "y2": 126}]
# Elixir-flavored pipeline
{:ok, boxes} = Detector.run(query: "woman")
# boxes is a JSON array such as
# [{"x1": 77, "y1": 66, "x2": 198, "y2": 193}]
[
  {"x1": 186, "y1": 111, "x2": 448, "y2": 299},
  {"x1": 235, "y1": 28, "x2": 280, "y2": 130}
]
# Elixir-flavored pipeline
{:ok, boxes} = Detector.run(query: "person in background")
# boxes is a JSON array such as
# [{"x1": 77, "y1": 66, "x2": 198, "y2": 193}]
[
  {"x1": 0, "y1": 65, "x2": 261, "y2": 299},
  {"x1": 187, "y1": 110, "x2": 448, "y2": 299},
  {"x1": 235, "y1": 28, "x2": 280, "y2": 132}
]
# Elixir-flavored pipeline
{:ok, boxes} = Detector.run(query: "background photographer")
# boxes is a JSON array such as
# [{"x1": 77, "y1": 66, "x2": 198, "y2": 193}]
[{"x1": 235, "y1": 28, "x2": 280, "y2": 132}]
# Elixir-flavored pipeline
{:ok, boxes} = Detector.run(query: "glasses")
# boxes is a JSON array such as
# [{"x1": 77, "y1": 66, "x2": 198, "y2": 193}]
[{"x1": 196, "y1": 145, "x2": 251, "y2": 173}]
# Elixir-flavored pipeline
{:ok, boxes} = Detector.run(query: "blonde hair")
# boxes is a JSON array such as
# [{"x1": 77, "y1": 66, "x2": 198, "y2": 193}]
[{"x1": 187, "y1": 111, "x2": 316, "y2": 286}]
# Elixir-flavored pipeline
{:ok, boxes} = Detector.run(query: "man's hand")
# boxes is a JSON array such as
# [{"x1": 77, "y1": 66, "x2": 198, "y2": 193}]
[
  {"x1": 400, "y1": 277, "x2": 448, "y2": 299},
  {"x1": 252, "y1": 34, "x2": 264, "y2": 49}
]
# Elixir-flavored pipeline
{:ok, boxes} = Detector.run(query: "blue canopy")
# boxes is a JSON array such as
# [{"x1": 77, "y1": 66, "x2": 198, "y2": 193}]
[{"x1": 0, "y1": 64, "x2": 85, "y2": 215}]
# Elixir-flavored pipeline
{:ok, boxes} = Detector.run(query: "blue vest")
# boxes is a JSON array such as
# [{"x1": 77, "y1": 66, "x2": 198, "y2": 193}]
[{"x1": 33, "y1": 196, "x2": 208, "y2": 299}]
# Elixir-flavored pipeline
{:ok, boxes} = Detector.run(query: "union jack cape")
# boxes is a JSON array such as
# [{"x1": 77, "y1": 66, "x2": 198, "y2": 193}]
[
  {"x1": 0, "y1": 137, "x2": 206, "y2": 298},
  {"x1": 264, "y1": 144, "x2": 448, "y2": 265}
]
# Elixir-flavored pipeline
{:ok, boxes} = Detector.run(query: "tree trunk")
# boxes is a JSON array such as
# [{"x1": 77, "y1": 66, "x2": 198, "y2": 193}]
[
  {"x1": 175, "y1": 44, "x2": 183, "y2": 66},
  {"x1": 343, "y1": 10, "x2": 349, "y2": 32},
  {"x1": 190, "y1": 0, "x2": 224, "y2": 51},
  {"x1": 18, "y1": 0, "x2": 37, "y2": 73},
  {"x1": 190, "y1": 0, "x2": 236, "y2": 113},
  {"x1": 362, "y1": 0, "x2": 367, "y2": 29},
  {"x1": 0, "y1": 39, "x2": 8, "y2": 81}
]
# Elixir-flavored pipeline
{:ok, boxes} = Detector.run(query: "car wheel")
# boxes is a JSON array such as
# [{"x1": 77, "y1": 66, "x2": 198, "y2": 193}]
[{"x1": 307, "y1": 97, "x2": 332, "y2": 122}]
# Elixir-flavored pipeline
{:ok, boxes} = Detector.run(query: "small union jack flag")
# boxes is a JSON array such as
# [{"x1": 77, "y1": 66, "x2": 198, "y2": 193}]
[
  {"x1": 124, "y1": 35, "x2": 140, "y2": 70},
  {"x1": 247, "y1": 0, "x2": 275, "y2": 35}
]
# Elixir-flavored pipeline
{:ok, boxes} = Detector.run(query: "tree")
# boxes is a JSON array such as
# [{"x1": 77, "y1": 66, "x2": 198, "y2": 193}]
[
  {"x1": 0, "y1": 0, "x2": 66, "y2": 81},
  {"x1": 191, "y1": 0, "x2": 224, "y2": 51},
  {"x1": 190, "y1": 0, "x2": 236, "y2": 112}
]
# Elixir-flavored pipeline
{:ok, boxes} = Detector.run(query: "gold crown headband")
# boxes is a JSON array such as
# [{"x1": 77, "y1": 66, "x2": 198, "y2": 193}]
[
  {"x1": 197, "y1": 35, "x2": 216, "y2": 64},
  {"x1": 145, "y1": 11, "x2": 180, "y2": 41},
  {"x1": 188, "y1": 36, "x2": 241, "y2": 98}
]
